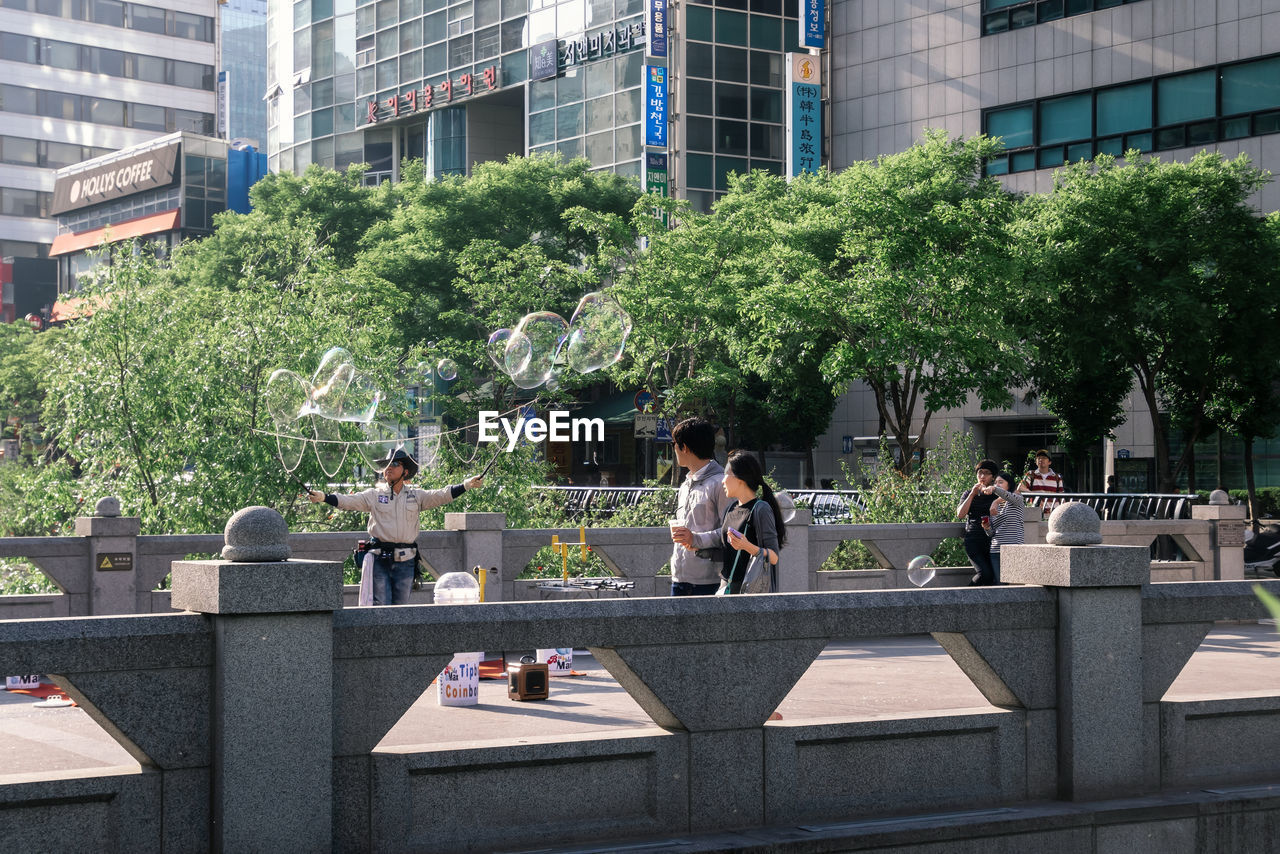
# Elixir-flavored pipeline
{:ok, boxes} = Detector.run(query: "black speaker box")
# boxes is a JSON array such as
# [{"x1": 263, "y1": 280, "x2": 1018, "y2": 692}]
[{"x1": 507, "y1": 661, "x2": 549, "y2": 701}]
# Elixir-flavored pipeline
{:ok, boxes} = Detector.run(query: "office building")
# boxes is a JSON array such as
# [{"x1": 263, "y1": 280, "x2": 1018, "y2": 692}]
[
  {"x1": 0, "y1": 0, "x2": 219, "y2": 264},
  {"x1": 48, "y1": 131, "x2": 267, "y2": 291},
  {"x1": 220, "y1": 0, "x2": 270, "y2": 147},
  {"x1": 267, "y1": 0, "x2": 823, "y2": 207},
  {"x1": 814, "y1": 0, "x2": 1280, "y2": 490}
]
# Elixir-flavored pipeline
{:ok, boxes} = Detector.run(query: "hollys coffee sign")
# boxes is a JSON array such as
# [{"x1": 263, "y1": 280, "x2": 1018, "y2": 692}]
[{"x1": 51, "y1": 141, "x2": 181, "y2": 215}]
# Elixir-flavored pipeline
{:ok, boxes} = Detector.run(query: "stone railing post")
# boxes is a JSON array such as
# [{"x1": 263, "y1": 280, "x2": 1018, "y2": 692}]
[
  {"x1": 171, "y1": 507, "x2": 342, "y2": 853},
  {"x1": 1001, "y1": 502, "x2": 1149, "y2": 801},
  {"x1": 1191, "y1": 489, "x2": 1246, "y2": 581},
  {"x1": 444, "y1": 512, "x2": 506, "y2": 601},
  {"x1": 778, "y1": 508, "x2": 811, "y2": 592},
  {"x1": 73, "y1": 496, "x2": 142, "y2": 615}
]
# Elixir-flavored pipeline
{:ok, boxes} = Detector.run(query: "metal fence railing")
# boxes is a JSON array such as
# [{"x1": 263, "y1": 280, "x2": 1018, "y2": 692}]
[{"x1": 531, "y1": 487, "x2": 1200, "y2": 525}]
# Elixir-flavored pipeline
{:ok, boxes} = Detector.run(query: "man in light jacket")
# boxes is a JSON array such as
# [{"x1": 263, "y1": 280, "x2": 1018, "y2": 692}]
[{"x1": 668, "y1": 417, "x2": 735, "y2": 596}]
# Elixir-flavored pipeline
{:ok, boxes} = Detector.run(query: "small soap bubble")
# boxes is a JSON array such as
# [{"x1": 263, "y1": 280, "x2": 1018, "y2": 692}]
[
  {"x1": 907, "y1": 555, "x2": 936, "y2": 588},
  {"x1": 436, "y1": 358, "x2": 458, "y2": 381},
  {"x1": 564, "y1": 291, "x2": 633, "y2": 374},
  {"x1": 545, "y1": 375, "x2": 560, "y2": 392},
  {"x1": 774, "y1": 489, "x2": 797, "y2": 524},
  {"x1": 486, "y1": 329, "x2": 514, "y2": 368}
]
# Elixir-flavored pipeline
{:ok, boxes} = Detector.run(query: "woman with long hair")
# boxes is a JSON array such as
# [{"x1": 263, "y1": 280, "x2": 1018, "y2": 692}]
[{"x1": 718, "y1": 450, "x2": 787, "y2": 594}]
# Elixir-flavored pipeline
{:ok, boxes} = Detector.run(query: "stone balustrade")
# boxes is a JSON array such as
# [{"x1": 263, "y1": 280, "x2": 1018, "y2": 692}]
[
  {"x1": 0, "y1": 500, "x2": 1278, "y2": 852},
  {"x1": 0, "y1": 494, "x2": 1251, "y2": 619}
]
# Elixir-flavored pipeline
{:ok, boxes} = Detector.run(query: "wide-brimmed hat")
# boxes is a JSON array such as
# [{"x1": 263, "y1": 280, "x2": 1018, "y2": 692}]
[{"x1": 375, "y1": 448, "x2": 418, "y2": 479}]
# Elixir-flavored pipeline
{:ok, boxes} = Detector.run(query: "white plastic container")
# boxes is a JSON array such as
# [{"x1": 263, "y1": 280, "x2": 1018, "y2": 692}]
[
  {"x1": 433, "y1": 572, "x2": 482, "y2": 705},
  {"x1": 432, "y1": 571, "x2": 480, "y2": 605},
  {"x1": 536, "y1": 648, "x2": 574, "y2": 676}
]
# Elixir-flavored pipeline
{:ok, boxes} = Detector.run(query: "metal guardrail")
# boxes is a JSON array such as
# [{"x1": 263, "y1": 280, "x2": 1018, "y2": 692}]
[{"x1": 531, "y1": 487, "x2": 1199, "y2": 524}]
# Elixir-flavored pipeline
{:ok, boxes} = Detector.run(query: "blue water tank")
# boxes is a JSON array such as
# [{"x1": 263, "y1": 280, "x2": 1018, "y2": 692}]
[{"x1": 226, "y1": 143, "x2": 269, "y2": 214}]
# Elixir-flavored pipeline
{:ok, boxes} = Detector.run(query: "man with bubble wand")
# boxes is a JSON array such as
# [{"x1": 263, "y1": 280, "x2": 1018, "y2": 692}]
[{"x1": 304, "y1": 448, "x2": 484, "y2": 605}]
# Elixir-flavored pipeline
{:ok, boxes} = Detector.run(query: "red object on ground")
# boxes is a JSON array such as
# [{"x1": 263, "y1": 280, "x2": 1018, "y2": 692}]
[{"x1": 6, "y1": 682, "x2": 78, "y2": 705}]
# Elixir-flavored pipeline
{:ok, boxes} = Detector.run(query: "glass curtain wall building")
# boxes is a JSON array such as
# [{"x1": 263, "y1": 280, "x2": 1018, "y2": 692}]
[
  {"x1": 269, "y1": 0, "x2": 817, "y2": 207},
  {"x1": 221, "y1": 0, "x2": 269, "y2": 148},
  {"x1": 0, "y1": 0, "x2": 217, "y2": 260}
]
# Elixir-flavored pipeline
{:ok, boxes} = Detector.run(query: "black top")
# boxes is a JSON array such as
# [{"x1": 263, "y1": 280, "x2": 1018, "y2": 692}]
[
  {"x1": 964, "y1": 488, "x2": 997, "y2": 536},
  {"x1": 720, "y1": 498, "x2": 780, "y2": 592}
]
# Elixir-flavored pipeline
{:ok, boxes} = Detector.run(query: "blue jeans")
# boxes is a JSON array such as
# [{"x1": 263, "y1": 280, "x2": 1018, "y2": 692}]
[
  {"x1": 373, "y1": 556, "x2": 416, "y2": 605},
  {"x1": 671, "y1": 581, "x2": 720, "y2": 596},
  {"x1": 990, "y1": 551, "x2": 1002, "y2": 584}
]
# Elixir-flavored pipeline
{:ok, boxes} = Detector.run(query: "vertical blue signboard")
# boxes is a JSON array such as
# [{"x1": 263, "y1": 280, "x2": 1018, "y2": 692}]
[
  {"x1": 786, "y1": 54, "x2": 822, "y2": 177},
  {"x1": 647, "y1": 0, "x2": 668, "y2": 58},
  {"x1": 645, "y1": 65, "x2": 667, "y2": 147},
  {"x1": 801, "y1": 0, "x2": 825, "y2": 48}
]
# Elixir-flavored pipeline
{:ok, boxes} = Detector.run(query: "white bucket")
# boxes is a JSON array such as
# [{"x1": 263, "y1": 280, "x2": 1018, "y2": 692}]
[
  {"x1": 436, "y1": 652, "x2": 482, "y2": 706},
  {"x1": 5, "y1": 675, "x2": 41, "y2": 691},
  {"x1": 536, "y1": 648, "x2": 573, "y2": 676}
]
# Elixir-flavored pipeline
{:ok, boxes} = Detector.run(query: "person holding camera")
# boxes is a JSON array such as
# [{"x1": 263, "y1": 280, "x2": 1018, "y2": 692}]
[
  {"x1": 956, "y1": 459, "x2": 999, "y2": 586},
  {"x1": 305, "y1": 448, "x2": 483, "y2": 605}
]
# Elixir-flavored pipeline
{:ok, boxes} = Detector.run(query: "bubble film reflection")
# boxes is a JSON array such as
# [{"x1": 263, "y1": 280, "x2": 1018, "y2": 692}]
[
  {"x1": 564, "y1": 291, "x2": 633, "y2": 374},
  {"x1": 907, "y1": 555, "x2": 936, "y2": 587},
  {"x1": 504, "y1": 311, "x2": 569, "y2": 390}
]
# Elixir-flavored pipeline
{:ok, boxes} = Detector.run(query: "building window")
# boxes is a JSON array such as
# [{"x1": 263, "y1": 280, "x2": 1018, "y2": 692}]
[
  {"x1": 983, "y1": 52, "x2": 1280, "y2": 175},
  {"x1": 981, "y1": 0, "x2": 1145, "y2": 37}
]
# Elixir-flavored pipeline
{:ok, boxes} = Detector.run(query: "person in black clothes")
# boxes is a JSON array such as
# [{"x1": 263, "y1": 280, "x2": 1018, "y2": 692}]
[{"x1": 956, "y1": 458, "x2": 999, "y2": 586}]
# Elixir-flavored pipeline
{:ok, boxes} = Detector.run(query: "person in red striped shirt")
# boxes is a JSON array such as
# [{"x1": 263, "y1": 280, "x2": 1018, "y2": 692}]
[{"x1": 1016, "y1": 448, "x2": 1065, "y2": 511}]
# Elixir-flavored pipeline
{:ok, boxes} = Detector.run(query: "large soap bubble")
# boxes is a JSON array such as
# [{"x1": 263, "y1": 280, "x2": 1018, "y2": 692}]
[
  {"x1": 505, "y1": 311, "x2": 569, "y2": 390},
  {"x1": 265, "y1": 369, "x2": 309, "y2": 427},
  {"x1": 357, "y1": 420, "x2": 409, "y2": 470},
  {"x1": 311, "y1": 413, "x2": 348, "y2": 477},
  {"x1": 306, "y1": 347, "x2": 355, "y2": 419},
  {"x1": 264, "y1": 369, "x2": 310, "y2": 472},
  {"x1": 906, "y1": 555, "x2": 936, "y2": 588},
  {"x1": 436, "y1": 358, "x2": 458, "y2": 382},
  {"x1": 338, "y1": 369, "x2": 383, "y2": 424},
  {"x1": 564, "y1": 291, "x2": 633, "y2": 374}
]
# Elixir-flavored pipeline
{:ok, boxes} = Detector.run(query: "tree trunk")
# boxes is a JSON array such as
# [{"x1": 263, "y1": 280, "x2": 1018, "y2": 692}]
[
  {"x1": 1186, "y1": 431, "x2": 1197, "y2": 493},
  {"x1": 1136, "y1": 372, "x2": 1176, "y2": 492},
  {"x1": 1245, "y1": 436, "x2": 1260, "y2": 533},
  {"x1": 1217, "y1": 431, "x2": 1226, "y2": 491}
]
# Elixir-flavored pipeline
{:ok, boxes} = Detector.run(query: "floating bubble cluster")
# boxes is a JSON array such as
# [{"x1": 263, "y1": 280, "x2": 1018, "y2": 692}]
[
  {"x1": 491, "y1": 291, "x2": 632, "y2": 390},
  {"x1": 265, "y1": 347, "x2": 445, "y2": 477},
  {"x1": 907, "y1": 555, "x2": 936, "y2": 587}
]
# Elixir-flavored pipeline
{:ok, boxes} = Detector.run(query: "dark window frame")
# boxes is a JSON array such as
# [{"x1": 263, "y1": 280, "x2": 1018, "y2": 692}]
[{"x1": 983, "y1": 51, "x2": 1280, "y2": 175}]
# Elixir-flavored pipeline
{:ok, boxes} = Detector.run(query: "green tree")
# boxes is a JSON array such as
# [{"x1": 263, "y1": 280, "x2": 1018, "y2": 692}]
[
  {"x1": 740, "y1": 131, "x2": 1024, "y2": 470},
  {"x1": 1020, "y1": 150, "x2": 1277, "y2": 491}
]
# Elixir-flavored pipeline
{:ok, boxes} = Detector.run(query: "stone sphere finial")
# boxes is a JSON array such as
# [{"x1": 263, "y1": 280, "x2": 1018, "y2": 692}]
[
  {"x1": 94, "y1": 496, "x2": 121, "y2": 517},
  {"x1": 1208, "y1": 489, "x2": 1230, "y2": 506},
  {"x1": 221, "y1": 506, "x2": 291, "y2": 562},
  {"x1": 1046, "y1": 501, "x2": 1102, "y2": 545}
]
